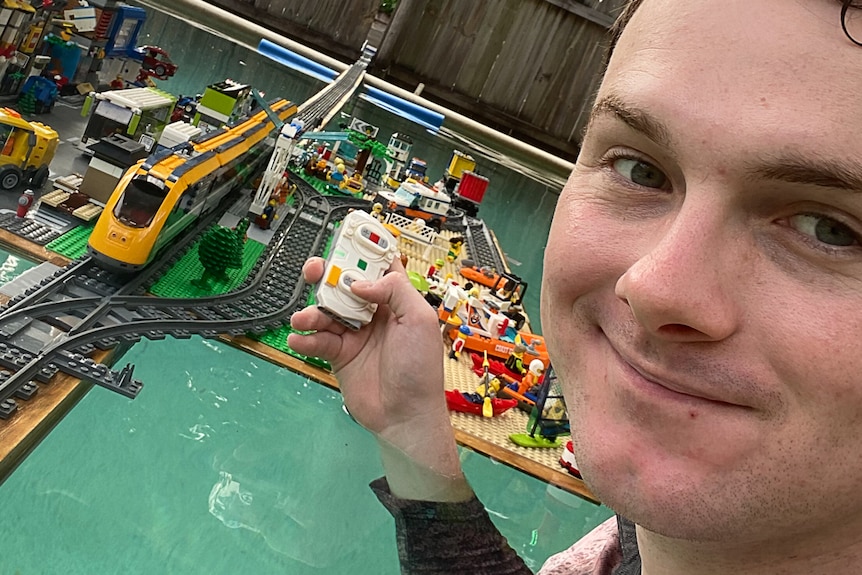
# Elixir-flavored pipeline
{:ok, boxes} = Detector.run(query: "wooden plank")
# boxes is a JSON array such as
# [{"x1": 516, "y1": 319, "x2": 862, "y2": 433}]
[
  {"x1": 452, "y1": 0, "x2": 512, "y2": 97},
  {"x1": 0, "y1": 228, "x2": 70, "y2": 267},
  {"x1": 453, "y1": 428, "x2": 596, "y2": 503},
  {"x1": 0, "y1": 351, "x2": 106, "y2": 485},
  {"x1": 418, "y1": 0, "x2": 480, "y2": 83},
  {"x1": 543, "y1": 0, "x2": 616, "y2": 28}
]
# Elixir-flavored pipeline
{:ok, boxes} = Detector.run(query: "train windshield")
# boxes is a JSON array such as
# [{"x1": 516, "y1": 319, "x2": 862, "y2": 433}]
[{"x1": 113, "y1": 176, "x2": 167, "y2": 228}]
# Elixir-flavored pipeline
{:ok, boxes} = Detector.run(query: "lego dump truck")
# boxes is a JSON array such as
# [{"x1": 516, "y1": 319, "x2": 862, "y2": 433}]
[{"x1": 0, "y1": 107, "x2": 59, "y2": 191}]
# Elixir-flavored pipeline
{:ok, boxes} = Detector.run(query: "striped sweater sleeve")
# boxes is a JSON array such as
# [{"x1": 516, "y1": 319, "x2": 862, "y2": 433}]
[{"x1": 371, "y1": 477, "x2": 534, "y2": 574}]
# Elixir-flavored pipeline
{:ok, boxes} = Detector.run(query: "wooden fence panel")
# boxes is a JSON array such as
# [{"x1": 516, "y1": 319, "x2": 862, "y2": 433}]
[
  {"x1": 452, "y1": 0, "x2": 511, "y2": 97},
  {"x1": 212, "y1": 0, "x2": 379, "y2": 59},
  {"x1": 207, "y1": 0, "x2": 630, "y2": 159},
  {"x1": 375, "y1": 0, "x2": 628, "y2": 156}
]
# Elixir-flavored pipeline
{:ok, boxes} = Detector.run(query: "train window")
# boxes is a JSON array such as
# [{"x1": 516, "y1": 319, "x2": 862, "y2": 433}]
[{"x1": 113, "y1": 176, "x2": 167, "y2": 228}]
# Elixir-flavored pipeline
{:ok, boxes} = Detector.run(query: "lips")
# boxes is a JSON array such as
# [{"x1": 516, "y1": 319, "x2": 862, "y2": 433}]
[{"x1": 608, "y1": 338, "x2": 750, "y2": 408}]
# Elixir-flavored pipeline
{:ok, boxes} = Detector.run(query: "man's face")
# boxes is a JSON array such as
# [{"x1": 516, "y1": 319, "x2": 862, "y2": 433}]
[{"x1": 543, "y1": 0, "x2": 862, "y2": 543}]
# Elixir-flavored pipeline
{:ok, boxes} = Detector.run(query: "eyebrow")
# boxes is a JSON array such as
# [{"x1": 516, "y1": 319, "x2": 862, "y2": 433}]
[
  {"x1": 590, "y1": 94, "x2": 862, "y2": 193},
  {"x1": 590, "y1": 94, "x2": 676, "y2": 152},
  {"x1": 745, "y1": 153, "x2": 862, "y2": 192}
]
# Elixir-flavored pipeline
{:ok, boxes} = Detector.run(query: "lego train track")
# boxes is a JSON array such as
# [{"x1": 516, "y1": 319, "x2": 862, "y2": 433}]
[
  {"x1": 293, "y1": 60, "x2": 367, "y2": 130},
  {"x1": 0, "y1": 183, "x2": 367, "y2": 418},
  {"x1": 461, "y1": 218, "x2": 506, "y2": 273}
]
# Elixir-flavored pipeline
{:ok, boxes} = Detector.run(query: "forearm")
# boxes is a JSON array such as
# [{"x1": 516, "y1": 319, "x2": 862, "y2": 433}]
[{"x1": 376, "y1": 407, "x2": 473, "y2": 502}]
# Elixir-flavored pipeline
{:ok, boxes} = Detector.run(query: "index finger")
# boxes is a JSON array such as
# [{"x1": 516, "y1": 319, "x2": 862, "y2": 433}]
[{"x1": 302, "y1": 257, "x2": 326, "y2": 283}]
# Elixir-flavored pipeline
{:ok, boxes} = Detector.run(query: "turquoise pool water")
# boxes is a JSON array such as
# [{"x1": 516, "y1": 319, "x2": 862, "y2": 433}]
[{"x1": 0, "y1": 251, "x2": 611, "y2": 572}]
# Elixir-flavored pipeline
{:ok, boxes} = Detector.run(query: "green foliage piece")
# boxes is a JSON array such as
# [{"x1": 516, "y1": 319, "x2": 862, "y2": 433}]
[
  {"x1": 379, "y1": 0, "x2": 399, "y2": 14},
  {"x1": 43, "y1": 34, "x2": 66, "y2": 47},
  {"x1": 192, "y1": 224, "x2": 245, "y2": 288},
  {"x1": 150, "y1": 229, "x2": 265, "y2": 298},
  {"x1": 346, "y1": 129, "x2": 392, "y2": 160},
  {"x1": 18, "y1": 88, "x2": 36, "y2": 116},
  {"x1": 291, "y1": 167, "x2": 332, "y2": 195}
]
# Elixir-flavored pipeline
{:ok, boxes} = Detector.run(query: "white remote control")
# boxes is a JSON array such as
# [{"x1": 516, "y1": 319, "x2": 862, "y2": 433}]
[{"x1": 315, "y1": 209, "x2": 399, "y2": 330}]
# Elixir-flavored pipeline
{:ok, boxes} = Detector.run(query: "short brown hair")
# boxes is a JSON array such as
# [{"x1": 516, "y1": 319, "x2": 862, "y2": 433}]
[
  {"x1": 605, "y1": 0, "x2": 862, "y2": 68},
  {"x1": 604, "y1": 0, "x2": 645, "y2": 68}
]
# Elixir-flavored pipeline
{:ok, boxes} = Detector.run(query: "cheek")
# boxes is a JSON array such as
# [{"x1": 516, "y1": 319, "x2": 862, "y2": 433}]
[
  {"x1": 542, "y1": 183, "x2": 633, "y2": 369},
  {"x1": 763, "y1": 295, "x2": 862, "y2": 421},
  {"x1": 542, "y1": 185, "x2": 634, "y2": 316}
]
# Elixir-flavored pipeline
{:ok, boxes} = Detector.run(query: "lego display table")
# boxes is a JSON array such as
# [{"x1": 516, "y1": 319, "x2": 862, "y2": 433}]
[{"x1": 0, "y1": 225, "x2": 598, "y2": 504}]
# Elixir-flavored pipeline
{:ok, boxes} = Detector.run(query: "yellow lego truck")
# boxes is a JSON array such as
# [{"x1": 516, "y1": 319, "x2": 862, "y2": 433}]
[{"x1": 0, "y1": 107, "x2": 59, "y2": 191}]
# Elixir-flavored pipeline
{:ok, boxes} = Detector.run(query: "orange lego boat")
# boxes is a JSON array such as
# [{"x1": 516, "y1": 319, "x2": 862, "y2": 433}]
[
  {"x1": 446, "y1": 327, "x2": 549, "y2": 365},
  {"x1": 458, "y1": 265, "x2": 501, "y2": 288}
]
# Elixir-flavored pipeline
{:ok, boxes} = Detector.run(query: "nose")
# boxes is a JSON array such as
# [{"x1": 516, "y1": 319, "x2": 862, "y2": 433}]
[{"x1": 615, "y1": 202, "x2": 740, "y2": 342}]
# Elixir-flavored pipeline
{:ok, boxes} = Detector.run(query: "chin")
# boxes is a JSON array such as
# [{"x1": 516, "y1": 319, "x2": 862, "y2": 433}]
[{"x1": 572, "y1": 420, "x2": 737, "y2": 541}]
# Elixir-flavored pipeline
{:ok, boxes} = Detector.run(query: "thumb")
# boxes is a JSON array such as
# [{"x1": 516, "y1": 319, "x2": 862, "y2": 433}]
[{"x1": 350, "y1": 258, "x2": 427, "y2": 321}]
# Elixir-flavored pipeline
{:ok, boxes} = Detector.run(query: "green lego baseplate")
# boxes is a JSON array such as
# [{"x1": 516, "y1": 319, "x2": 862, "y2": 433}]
[
  {"x1": 46, "y1": 224, "x2": 95, "y2": 259},
  {"x1": 249, "y1": 230, "x2": 334, "y2": 370},
  {"x1": 149, "y1": 230, "x2": 267, "y2": 298},
  {"x1": 290, "y1": 167, "x2": 361, "y2": 198},
  {"x1": 250, "y1": 324, "x2": 331, "y2": 371}
]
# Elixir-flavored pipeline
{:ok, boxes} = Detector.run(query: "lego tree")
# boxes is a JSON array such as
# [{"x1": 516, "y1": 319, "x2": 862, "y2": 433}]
[
  {"x1": 347, "y1": 129, "x2": 391, "y2": 175},
  {"x1": 191, "y1": 219, "x2": 249, "y2": 288}
]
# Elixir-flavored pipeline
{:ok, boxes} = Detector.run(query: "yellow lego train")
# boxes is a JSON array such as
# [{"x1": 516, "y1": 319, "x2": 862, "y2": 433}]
[{"x1": 87, "y1": 98, "x2": 297, "y2": 271}]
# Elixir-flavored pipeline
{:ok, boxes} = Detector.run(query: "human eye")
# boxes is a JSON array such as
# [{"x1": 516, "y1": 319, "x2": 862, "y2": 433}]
[
  {"x1": 787, "y1": 213, "x2": 861, "y2": 250},
  {"x1": 605, "y1": 151, "x2": 669, "y2": 190}
]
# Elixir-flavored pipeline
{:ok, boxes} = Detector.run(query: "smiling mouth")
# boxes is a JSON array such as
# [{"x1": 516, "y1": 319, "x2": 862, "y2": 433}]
[{"x1": 608, "y1": 340, "x2": 749, "y2": 408}]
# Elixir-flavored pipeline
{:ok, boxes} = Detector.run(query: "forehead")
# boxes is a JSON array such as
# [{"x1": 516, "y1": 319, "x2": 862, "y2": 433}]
[{"x1": 601, "y1": 0, "x2": 860, "y2": 148}]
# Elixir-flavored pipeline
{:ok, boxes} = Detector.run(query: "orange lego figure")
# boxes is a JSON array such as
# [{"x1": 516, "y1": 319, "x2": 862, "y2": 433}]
[{"x1": 516, "y1": 359, "x2": 545, "y2": 395}]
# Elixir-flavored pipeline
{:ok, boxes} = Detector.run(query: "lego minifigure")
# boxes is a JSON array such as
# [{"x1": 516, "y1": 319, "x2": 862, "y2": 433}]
[
  {"x1": 446, "y1": 236, "x2": 464, "y2": 263},
  {"x1": 427, "y1": 258, "x2": 445, "y2": 279},
  {"x1": 254, "y1": 199, "x2": 278, "y2": 230},
  {"x1": 517, "y1": 359, "x2": 545, "y2": 395},
  {"x1": 475, "y1": 376, "x2": 502, "y2": 400},
  {"x1": 329, "y1": 162, "x2": 346, "y2": 187},
  {"x1": 16, "y1": 189, "x2": 34, "y2": 218},
  {"x1": 504, "y1": 343, "x2": 527, "y2": 376},
  {"x1": 449, "y1": 325, "x2": 471, "y2": 360}
]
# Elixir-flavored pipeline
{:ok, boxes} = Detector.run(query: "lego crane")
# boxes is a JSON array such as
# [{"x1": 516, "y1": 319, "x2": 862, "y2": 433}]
[
  {"x1": 249, "y1": 42, "x2": 374, "y2": 215},
  {"x1": 249, "y1": 115, "x2": 303, "y2": 216}
]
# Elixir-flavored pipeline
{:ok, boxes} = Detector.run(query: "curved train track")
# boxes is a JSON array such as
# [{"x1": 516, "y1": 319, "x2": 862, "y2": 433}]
[{"x1": 0, "y1": 179, "x2": 370, "y2": 417}]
